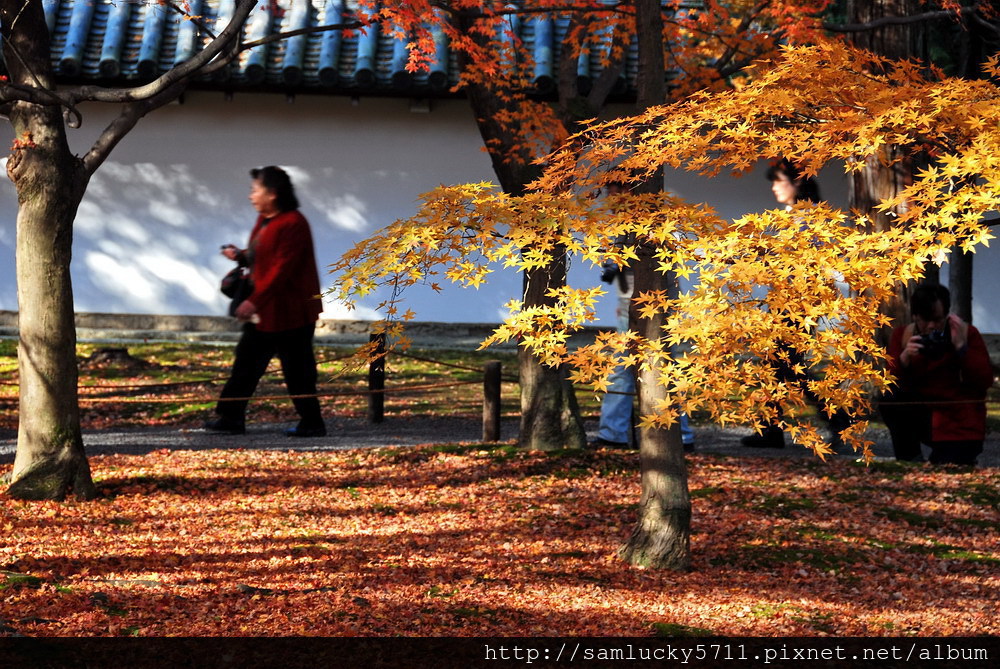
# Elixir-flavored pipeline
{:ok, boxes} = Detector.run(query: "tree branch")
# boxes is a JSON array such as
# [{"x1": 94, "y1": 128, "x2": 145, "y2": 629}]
[
  {"x1": 73, "y1": 0, "x2": 259, "y2": 174},
  {"x1": 82, "y1": 80, "x2": 189, "y2": 174},
  {"x1": 242, "y1": 20, "x2": 368, "y2": 50},
  {"x1": 585, "y1": 24, "x2": 627, "y2": 110},
  {"x1": 823, "y1": 6, "x2": 986, "y2": 33},
  {"x1": 163, "y1": 0, "x2": 219, "y2": 41},
  {"x1": 65, "y1": 0, "x2": 257, "y2": 105}
]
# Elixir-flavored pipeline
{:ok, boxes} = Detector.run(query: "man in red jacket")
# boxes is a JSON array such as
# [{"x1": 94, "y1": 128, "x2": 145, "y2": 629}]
[
  {"x1": 207, "y1": 166, "x2": 326, "y2": 437},
  {"x1": 881, "y1": 284, "x2": 994, "y2": 465}
]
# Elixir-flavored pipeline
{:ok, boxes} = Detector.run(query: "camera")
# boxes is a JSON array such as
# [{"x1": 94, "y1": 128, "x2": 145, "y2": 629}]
[
  {"x1": 599, "y1": 260, "x2": 620, "y2": 284},
  {"x1": 919, "y1": 329, "x2": 952, "y2": 358}
]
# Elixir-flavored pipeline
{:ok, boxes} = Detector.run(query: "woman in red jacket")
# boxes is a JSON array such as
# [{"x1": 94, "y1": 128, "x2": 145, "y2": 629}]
[
  {"x1": 206, "y1": 166, "x2": 326, "y2": 437},
  {"x1": 881, "y1": 284, "x2": 994, "y2": 465}
]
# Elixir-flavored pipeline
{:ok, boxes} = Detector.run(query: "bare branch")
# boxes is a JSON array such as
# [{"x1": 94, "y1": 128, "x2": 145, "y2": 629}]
[
  {"x1": 586, "y1": 24, "x2": 628, "y2": 109},
  {"x1": 823, "y1": 6, "x2": 985, "y2": 33},
  {"x1": 82, "y1": 79, "x2": 189, "y2": 174},
  {"x1": 163, "y1": 0, "x2": 219, "y2": 41},
  {"x1": 241, "y1": 19, "x2": 368, "y2": 50},
  {"x1": 713, "y1": 1, "x2": 768, "y2": 76},
  {"x1": 65, "y1": 0, "x2": 257, "y2": 105}
]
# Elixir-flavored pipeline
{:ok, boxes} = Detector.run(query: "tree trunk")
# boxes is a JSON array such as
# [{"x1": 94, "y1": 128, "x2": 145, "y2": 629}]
[
  {"x1": 949, "y1": 249, "x2": 974, "y2": 323},
  {"x1": 848, "y1": 146, "x2": 917, "y2": 343},
  {"x1": 618, "y1": 0, "x2": 690, "y2": 570},
  {"x1": 946, "y1": 13, "x2": 997, "y2": 324},
  {"x1": 459, "y1": 19, "x2": 587, "y2": 452},
  {"x1": 845, "y1": 0, "x2": 924, "y2": 342},
  {"x1": 3, "y1": 0, "x2": 95, "y2": 500},
  {"x1": 518, "y1": 254, "x2": 587, "y2": 451},
  {"x1": 618, "y1": 234, "x2": 690, "y2": 569}
]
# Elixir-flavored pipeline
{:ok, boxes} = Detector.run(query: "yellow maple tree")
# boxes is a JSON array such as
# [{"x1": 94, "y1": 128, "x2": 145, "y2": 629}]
[{"x1": 333, "y1": 41, "x2": 999, "y2": 460}]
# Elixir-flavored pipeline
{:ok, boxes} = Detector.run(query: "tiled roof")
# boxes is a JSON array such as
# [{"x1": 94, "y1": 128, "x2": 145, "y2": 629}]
[{"x1": 31, "y1": 0, "x2": 664, "y2": 99}]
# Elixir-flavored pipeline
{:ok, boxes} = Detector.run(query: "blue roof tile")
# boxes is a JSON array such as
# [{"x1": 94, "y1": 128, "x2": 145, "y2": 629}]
[{"x1": 20, "y1": 0, "x2": 671, "y2": 99}]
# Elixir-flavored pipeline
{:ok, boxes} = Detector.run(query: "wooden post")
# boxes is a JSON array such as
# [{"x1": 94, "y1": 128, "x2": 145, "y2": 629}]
[
  {"x1": 368, "y1": 332, "x2": 386, "y2": 423},
  {"x1": 482, "y1": 360, "x2": 502, "y2": 441}
]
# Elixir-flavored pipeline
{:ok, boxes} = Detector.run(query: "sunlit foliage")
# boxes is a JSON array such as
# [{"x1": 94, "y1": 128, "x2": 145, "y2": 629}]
[{"x1": 334, "y1": 41, "x2": 999, "y2": 460}]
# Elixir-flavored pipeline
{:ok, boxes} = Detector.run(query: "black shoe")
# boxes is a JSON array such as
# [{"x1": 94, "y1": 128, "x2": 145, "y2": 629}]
[
  {"x1": 285, "y1": 424, "x2": 327, "y2": 438},
  {"x1": 205, "y1": 417, "x2": 245, "y2": 435},
  {"x1": 740, "y1": 430, "x2": 785, "y2": 449},
  {"x1": 588, "y1": 437, "x2": 630, "y2": 449}
]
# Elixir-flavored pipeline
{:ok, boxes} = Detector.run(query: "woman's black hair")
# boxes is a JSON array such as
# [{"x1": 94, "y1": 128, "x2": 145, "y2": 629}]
[
  {"x1": 766, "y1": 158, "x2": 821, "y2": 203},
  {"x1": 910, "y1": 283, "x2": 951, "y2": 321},
  {"x1": 250, "y1": 165, "x2": 299, "y2": 212}
]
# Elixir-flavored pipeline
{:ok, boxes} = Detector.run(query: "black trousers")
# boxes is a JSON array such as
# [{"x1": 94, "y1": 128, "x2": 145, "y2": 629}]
[
  {"x1": 215, "y1": 323, "x2": 323, "y2": 426},
  {"x1": 879, "y1": 392, "x2": 982, "y2": 465},
  {"x1": 761, "y1": 342, "x2": 850, "y2": 435}
]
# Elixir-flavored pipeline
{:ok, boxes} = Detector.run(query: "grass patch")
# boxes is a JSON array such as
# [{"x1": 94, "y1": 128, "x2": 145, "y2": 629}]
[
  {"x1": 652, "y1": 622, "x2": 715, "y2": 637},
  {"x1": 754, "y1": 494, "x2": 817, "y2": 514},
  {"x1": 874, "y1": 507, "x2": 945, "y2": 528},
  {"x1": 953, "y1": 482, "x2": 1000, "y2": 509},
  {"x1": 0, "y1": 573, "x2": 43, "y2": 590},
  {"x1": 0, "y1": 339, "x2": 17, "y2": 357}
]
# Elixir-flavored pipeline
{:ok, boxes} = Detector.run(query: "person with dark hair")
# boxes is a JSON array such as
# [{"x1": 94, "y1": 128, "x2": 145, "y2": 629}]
[
  {"x1": 881, "y1": 283, "x2": 994, "y2": 465},
  {"x1": 741, "y1": 158, "x2": 849, "y2": 449},
  {"x1": 206, "y1": 166, "x2": 326, "y2": 437},
  {"x1": 766, "y1": 158, "x2": 821, "y2": 206}
]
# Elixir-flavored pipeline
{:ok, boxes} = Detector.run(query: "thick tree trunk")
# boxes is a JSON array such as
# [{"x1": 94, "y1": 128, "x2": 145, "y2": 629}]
[
  {"x1": 949, "y1": 249, "x2": 974, "y2": 323},
  {"x1": 848, "y1": 147, "x2": 917, "y2": 343},
  {"x1": 946, "y1": 15, "x2": 997, "y2": 323},
  {"x1": 460, "y1": 24, "x2": 587, "y2": 452},
  {"x1": 618, "y1": 239, "x2": 690, "y2": 569},
  {"x1": 846, "y1": 0, "x2": 924, "y2": 342},
  {"x1": 3, "y1": 0, "x2": 95, "y2": 500},
  {"x1": 618, "y1": 0, "x2": 690, "y2": 570},
  {"x1": 518, "y1": 255, "x2": 587, "y2": 451}
]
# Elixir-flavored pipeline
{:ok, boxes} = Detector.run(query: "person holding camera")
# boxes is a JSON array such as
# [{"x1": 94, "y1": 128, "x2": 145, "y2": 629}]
[{"x1": 881, "y1": 283, "x2": 994, "y2": 465}]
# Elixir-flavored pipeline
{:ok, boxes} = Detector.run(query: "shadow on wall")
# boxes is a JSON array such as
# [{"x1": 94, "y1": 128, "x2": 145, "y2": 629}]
[
  {"x1": 2, "y1": 161, "x2": 383, "y2": 320},
  {"x1": 0, "y1": 94, "x2": 592, "y2": 324}
]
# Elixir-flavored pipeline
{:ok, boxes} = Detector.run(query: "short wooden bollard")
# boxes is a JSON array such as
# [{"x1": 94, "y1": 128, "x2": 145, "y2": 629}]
[
  {"x1": 482, "y1": 360, "x2": 502, "y2": 441},
  {"x1": 368, "y1": 332, "x2": 386, "y2": 424}
]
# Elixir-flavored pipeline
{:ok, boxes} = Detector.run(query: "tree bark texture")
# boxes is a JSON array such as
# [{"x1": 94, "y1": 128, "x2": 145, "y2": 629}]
[
  {"x1": 846, "y1": 0, "x2": 926, "y2": 343},
  {"x1": 949, "y1": 249, "x2": 974, "y2": 323},
  {"x1": 518, "y1": 255, "x2": 587, "y2": 452},
  {"x1": 457, "y1": 13, "x2": 587, "y2": 451},
  {"x1": 845, "y1": 0, "x2": 926, "y2": 58},
  {"x1": 617, "y1": 0, "x2": 691, "y2": 570},
  {"x1": 2, "y1": 0, "x2": 95, "y2": 500},
  {"x1": 848, "y1": 146, "x2": 917, "y2": 343},
  {"x1": 618, "y1": 240, "x2": 691, "y2": 570},
  {"x1": 943, "y1": 8, "x2": 998, "y2": 321}
]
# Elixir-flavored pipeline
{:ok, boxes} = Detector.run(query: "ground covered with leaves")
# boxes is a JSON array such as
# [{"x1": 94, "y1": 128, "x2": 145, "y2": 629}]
[{"x1": 2, "y1": 444, "x2": 997, "y2": 637}]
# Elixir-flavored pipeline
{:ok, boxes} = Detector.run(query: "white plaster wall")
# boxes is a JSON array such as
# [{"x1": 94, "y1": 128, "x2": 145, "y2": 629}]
[{"x1": 0, "y1": 90, "x2": 997, "y2": 331}]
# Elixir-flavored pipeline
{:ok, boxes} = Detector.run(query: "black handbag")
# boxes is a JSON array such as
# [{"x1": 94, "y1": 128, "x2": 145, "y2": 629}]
[{"x1": 220, "y1": 266, "x2": 252, "y2": 317}]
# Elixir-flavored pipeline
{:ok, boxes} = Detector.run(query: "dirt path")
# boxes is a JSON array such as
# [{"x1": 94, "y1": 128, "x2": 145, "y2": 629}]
[{"x1": 3, "y1": 416, "x2": 996, "y2": 467}]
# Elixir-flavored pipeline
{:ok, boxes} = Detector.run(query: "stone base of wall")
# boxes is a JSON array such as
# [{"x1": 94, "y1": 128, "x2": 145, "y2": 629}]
[
  {"x1": 0, "y1": 310, "x2": 606, "y2": 351},
  {"x1": 2, "y1": 311, "x2": 999, "y2": 369}
]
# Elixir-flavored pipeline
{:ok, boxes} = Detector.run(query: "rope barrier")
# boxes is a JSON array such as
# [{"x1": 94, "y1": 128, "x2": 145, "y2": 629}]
[
  {"x1": 0, "y1": 346, "x2": 509, "y2": 443},
  {"x1": 0, "y1": 379, "x2": 481, "y2": 405},
  {"x1": 79, "y1": 378, "x2": 224, "y2": 391},
  {"x1": 391, "y1": 350, "x2": 487, "y2": 374},
  {"x1": 1, "y1": 390, "x2": 994, "y2": 407}
]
